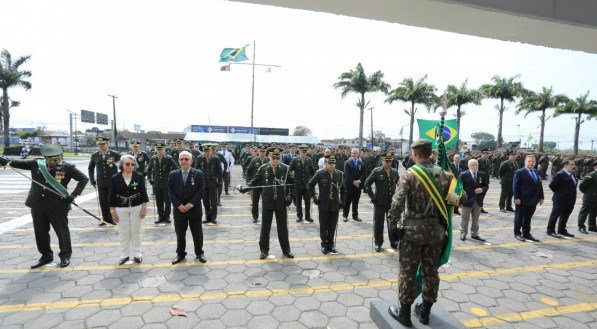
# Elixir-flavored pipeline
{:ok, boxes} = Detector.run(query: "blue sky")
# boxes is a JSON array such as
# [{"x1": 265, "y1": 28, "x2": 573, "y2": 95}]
[{"x1": 3, "y1": 0, "x2": 597, "y2": 150}]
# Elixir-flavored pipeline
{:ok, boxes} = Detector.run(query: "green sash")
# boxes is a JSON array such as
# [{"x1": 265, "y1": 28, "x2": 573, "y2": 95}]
[
  {"x1": 37, "y1": 159, "x2": 69, "y2": 197},
  {"x1": 408, "y1": 164, "x2": 449, "y2": 222}
]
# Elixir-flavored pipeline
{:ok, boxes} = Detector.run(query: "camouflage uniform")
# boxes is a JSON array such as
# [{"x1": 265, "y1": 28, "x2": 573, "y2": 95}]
[{"x1": 388, "y1": 158, "x2": 454, "y2": 305}]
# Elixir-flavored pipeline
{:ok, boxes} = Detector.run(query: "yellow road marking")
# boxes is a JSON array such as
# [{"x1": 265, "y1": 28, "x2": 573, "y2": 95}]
[
  {"x1": 464, "y1": 302, "x2": 597, "y2": 328},
  {"x1": 0, "y1": 260, "x2": 595, "y2": 314},
  {"x1": 540, "y1": 297, "x2": 560, "y2": 306},
  {"x1": 470, "y1": 307, "x2": 488, "y2": 316}
]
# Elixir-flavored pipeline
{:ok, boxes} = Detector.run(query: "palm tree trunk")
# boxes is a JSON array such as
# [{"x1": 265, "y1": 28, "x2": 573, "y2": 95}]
[
  {"x1": 497, "y1": 98, "x2": 504, "y2": 149},
  {"x1": 408, "y1": 102, "x2": 415, "y2": 147},
  {"x1": 2, "y1": 88, "x2": 9, "y2": 148},
  {"x1": 574, "y1": 113, "x2": 581, "y2": 155},
  {"x1": 538, "y1": 109, "x2": 546, "y2": 152},
  {"x1": 358, "y1": 93, "x2": 365, "y2": 149},
  {"x1": 454, "y1": 105, "x2": 461, "y2": 153}
]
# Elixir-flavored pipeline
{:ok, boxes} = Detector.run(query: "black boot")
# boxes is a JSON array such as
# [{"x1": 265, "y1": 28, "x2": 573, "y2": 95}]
[
  {"x1": 389, "y1": 303, "x2": 413, "y2": 327},
  {"x1": 415, "y1": 300, "x2": 433, "y2": 325}
]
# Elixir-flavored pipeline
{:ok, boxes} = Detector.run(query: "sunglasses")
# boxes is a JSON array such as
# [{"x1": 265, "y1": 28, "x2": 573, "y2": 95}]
[
  {"x1": 179, "y1": 158, "x2": 191, "y2": 161},
  {"x1": 124, "y1": 163, "x2": 135, "y2": 167},
  {"x1": 271, "y1": 156, "x2": 280, "y2": 159}
]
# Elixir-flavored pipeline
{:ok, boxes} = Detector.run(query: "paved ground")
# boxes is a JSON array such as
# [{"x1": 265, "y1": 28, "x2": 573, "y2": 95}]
[{"x1": 0, "y1": 158, "x2": 596, "y2": 328}]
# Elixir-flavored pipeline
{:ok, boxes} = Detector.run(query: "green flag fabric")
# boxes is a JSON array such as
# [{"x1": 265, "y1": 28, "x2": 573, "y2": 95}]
[
  {"x1": 219, "y1": 46, "x2": 249, "y2": 62},
  {"x1": 417, "y1": 119, "x2": 459, "y2": 149}
]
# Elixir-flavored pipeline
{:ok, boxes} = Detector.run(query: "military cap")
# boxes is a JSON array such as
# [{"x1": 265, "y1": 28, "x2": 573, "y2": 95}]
[
  {"x1": 298, "y1": 144, "x2": 309, "y2": 150},
  {"x1": 175, "y1": 138, "x2": 184, "y2": 142},
  {"x1": 381, "y1": 151, "x2": 395, "y2": 161},
  {"x1": 96, "y1": 137, "x2": 109, "y2": 143},
  {"x1": 130, "y1": 140, "x2": 140, "y2": 146},
  {"x1": 40, "y1": 144, "x2": 63, "y2": 157},
  {"x1": 361, "y1": 147, "x2": 368, "y2": 152},
  {"x1": 268, "y1": 147, "x2": 283, "y2": 156},
  {"x1": 309, "y1": 145, "x2": 314, "y2": 149},
  {"x1": 202, "y1": 144, "x2": 211, "y2": 151},
  {"x1": 221, "y1": 141, "x2": 228, "y2": 145},
  {"x1": 270, "y1": 142, "x2": 278, "y2": 148},
  {"x1": 155, "y1": 142, "x2": 166, "y2": 148},
  {"x1": 257, "y1": 145, "x2": 267, "y2": 151},
  {"x1": 324, "y1": 154, "x2": 336, "y2": 163},
  {"x1": 481, "y1": 149, "x2": 490, "y2": 153},
  {"x1": 410, "y1": 139, "x2": 432, "y2": 150}
]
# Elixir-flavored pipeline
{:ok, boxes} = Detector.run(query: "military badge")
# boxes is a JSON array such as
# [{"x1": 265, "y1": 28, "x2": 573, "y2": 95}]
[
  {"x1": 130, "y1": 181, "x2": 138, "y2": 190},
  {"x1": 137, "y1": 156, "x2": 144, "y2": 162},
  {"x1": 55, "y1": 170, "x2": 65, "y2": 181}
]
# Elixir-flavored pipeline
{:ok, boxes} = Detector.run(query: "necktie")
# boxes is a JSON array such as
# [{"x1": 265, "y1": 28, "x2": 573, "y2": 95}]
[
  {"x1": 354, "y1": 160, "x2": 358, "y2": 170},
  {"x1": 473, "y1": 172, "x2": 477, "y2": 181},
  {"x1": 182, "y1": 171, "x2": 188, "y2": 184},
  {"x1": 530, "y1": 169, "x2": 537, "y2": 182}
]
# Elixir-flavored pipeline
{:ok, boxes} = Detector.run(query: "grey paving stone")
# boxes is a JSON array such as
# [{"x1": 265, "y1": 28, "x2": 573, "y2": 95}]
[
  {"x1": 86, "y1": 309, "x2": 121, "y2": 327},
  {"x1": 247, "y1": 315, "x2": 279, "y2": 329},
  {"x1": 221, "y1": 309, "x2": 252, "y2": 327},
  {"x1": 110, "y1": 316, "x2": 144, "y2": 329},
  {"x1": 196, "y1": 303, "x2": 227, "y2": 320},
  {"x1": 337, "y1": 293, "x2": 364, "y2": 307},
  {"x1": 271, "y1": 305, "x2": 301, "y2": 322},
  {"x1": 329, "y1": 316, "x2": 359, "y2": 329},
  {"x1": 320, "y1": 301, "x2": 348, "y2": 317},
  {"x1": 298, "y1": 310, "x2": 328, "y2": 328},
  {"x1": 294, "y1": 296, "x2": 322, "y2": 311}
]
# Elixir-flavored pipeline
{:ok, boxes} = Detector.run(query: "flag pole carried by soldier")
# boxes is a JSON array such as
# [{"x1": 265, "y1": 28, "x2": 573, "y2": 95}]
[
  {"x1": 0, "y1": 145, "x2": 89, "y2": 269},
  {"x1": 88, "y1": 137, "x2": 121, "y2": 226},
  {"x1": 387, "y1": 108, "x2": 464, "y2": 327},
  {"x1": 147, "y1": 142, "x2": 178, "y2": 225}
]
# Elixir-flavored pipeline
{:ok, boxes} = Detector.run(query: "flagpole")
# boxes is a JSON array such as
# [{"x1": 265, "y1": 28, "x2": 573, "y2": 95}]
[{"x1": 251, "y1": 40, "x2": 256, "y2": 142}]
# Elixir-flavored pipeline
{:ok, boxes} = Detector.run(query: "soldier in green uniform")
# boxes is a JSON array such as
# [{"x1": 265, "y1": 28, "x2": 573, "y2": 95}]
[
  {"x1": 246, "y1": 145, "x2": 269, "y2": 222},
  {"x1": 165, "y1": 139, "x2": 176, "y2": 155},
  {"x1": 147, "y1": 142, "x2": 178, "y2": 224},
  {"x1": 335, "y1": 146, "x2": 347, "y2": 172},
  {"x1": 169, "y1": 138, "x2": 186, "y2": 166},
  {"x1": 244, "y1": 147, "x2": 295, "y2": 259},
  {"x1": 195, "y1": 143, "x2": 222, "y2": 224},
  {"x1": 365, "y1": 151, "x2": 399, "y2": 251},
  {"x1": 88, "y1": 137, "x2": 121, "y2": 226},
  {"x1": 240, "y1": 144, "x2": 252, "y2": 180},
  {"x1": 477, "y1": 149, "x2": 492, "y2": 214},
  {"x1": 148, "y1": 143, "x2": 157, "y2": 159},
  {"x1": 211, "y1": 144, "x2": 227, "y2": 205},
  {"x1": 308, "y1": 154, "x2": 345, "y2": 254},
  {"x1": 128, "y1": 141, "x2": 150, "y2": 176},
  {"x1": 387, "y1": 139, "x2": 460, "y2": 326},
  {"x1": 498, "y1": 151, "x2": 518, "y2": 213},
  {"x1": 289, "y1": 144, "x2": 316, "y2": 223},
  {"x1": 189, "y1": 141, "x2": 201, "y2": 160},
  {"x1": 578, "y1": 161, "x2": 597, "y2": 233},
  {"x1": 0, "y1": 145, "x2": 88, "y2": 268}
]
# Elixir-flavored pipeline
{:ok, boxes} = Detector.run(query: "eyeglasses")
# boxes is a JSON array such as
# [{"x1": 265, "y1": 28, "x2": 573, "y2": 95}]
[
  {"x1": 180, "y1": 158, "x2": 191, "y2": 161},
  {"x1": 124, "y1": 163, "x2": 135, "y2": 167},
  {"x1": 271, "y1": 156, "x2": 280, "y2": 159}
]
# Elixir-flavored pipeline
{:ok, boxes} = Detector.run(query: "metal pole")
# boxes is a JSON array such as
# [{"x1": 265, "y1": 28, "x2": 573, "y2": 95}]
[
  {"x1": 108, "y1": 94, "x2": 118, "y2": 148},
  {"x1": 69, "y1": 113, "x2": 74, "y2": 152},
  {"x1": 370, "y1": 107, "x2": 374, "y2": 150},
  {"x1": 250, "y1": 40, "x2": 256, "y2": 134},
  {"x1": 74, "y1": 113, "x2": 78, "y2": 155}
]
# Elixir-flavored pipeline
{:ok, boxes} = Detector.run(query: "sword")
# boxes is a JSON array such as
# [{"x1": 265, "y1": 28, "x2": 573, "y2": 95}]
[{"x1": 6, "y1": 165, "x2": 108, "y2": 224}]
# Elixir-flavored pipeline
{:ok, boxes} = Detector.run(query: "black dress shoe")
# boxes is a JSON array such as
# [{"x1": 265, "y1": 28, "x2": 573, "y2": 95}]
[
  {"x1": 342, "y1": 217, "x2": 348, "y2": 222},
  {"x1": 211, "y1": 219, "x2": 218, "y2": 225},
  {"x1": 164, "y1": 219, "x2": 171, "y2": 224},
  {"x1": 59, "y1": 258, "x2": 70, "y2": 268},
  {"x1": 31, "y1": 259, "x2": 53, "y2": 269},
  {"x1": 547, "y1": 232, "x2": 561, "y2": 238},
  {"x1": 500, "y1": 208, "x2": 507, "y2": 213},
  {"x1": 321, "y1": 247, "x2": 329, "y2": 255},
  {"x1": 471, "y1": 236, "x2": 486, "y2": 242},
  {"x1": 329, "y1": 247, "x2": 338, "y2": 254},
  {"x1": 202, "y1": 219, "x2": 210, "y2": 224},
  {"x1": 259, "y1": 252, "x2": 268, "y2": 260},
  {"x1": 118, "y1": 257, "x2": 129, "y2": 265},
  {"x1": 305, "y1": 217, "x2": 314, "y2": 223},
  {"x1": 559, "y1": 231, "x2": 575, "y2": 238},
  {"x1": 389, "y1": 304, "x2": 413, "y2": 327},
  {"x1": 390, "y1": 243, "x2": 398, "y2": 250},
  {"x1": 460, "y1": 233, "x2": 466, "y2": 241},
  {"x1": 253, "y1": 218, "x2": 259, "y2": 224},
  {"x1": 589, "y1": 227, "x2": 597, "y2": 232},
  {"x1": 481, "y1": 208, "x2": 489, "y2": 214},
  {"x1": 171, "y1": 256, "x2": 185, "y2": 264},
  {"x1": 515, "y1": 234, "x2": 526, "y2": 242},
  {"x1": 217, "y1": 202, "x2": 222, "y2": 206},
  {"x1": 99, "y1": 221, "x2": 106, "y2": 226},
  {"x1": 523, "y1": 234, "x2": 540, "y2": 242},
  {"x1": 579, "y1": 227, "x2": 588, "y2": 234},
  {"x1": 196, "y1": 254, "x2": 207, "y2": 263},
  {"x1": 352, "y1": 217, "x2": 362, "y2": 222},
  {"x1": 283, "y1": 251, "x2": 295, "y2": 258},
  {"x1": 374, "y1": 246, "x2": 382, "y2": 252},
  {"x1": 154, "y1": 219, "x2": 162, "y2": 224},
  {"x1": 134, "y1": 257, "x2": 142, "y2": 264},
  {"x1": 296, "y1": 217, "x2": 303, "y2": 223},
  {"x1": 506, "y1": 208, "x2": 515, "y2": 212},
  {"x1": 454, "y1": 210, "x2": 461, "y2": 215}
]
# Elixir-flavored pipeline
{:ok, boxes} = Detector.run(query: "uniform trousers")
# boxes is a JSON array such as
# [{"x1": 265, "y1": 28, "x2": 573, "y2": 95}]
[
  {"x1": 251, "y1": 188, "x2": 262, "y2": 219},
  {"x1": 373, "y1": 205, "x2": 396, "y2": 247},
  {"x1": 98, "y1": 186, "x2": 113, "y2": 221},
  {"x1": 499, "y1": 182, "x2": 513, "y2": 209},
  {"x1": 152, "y1": 186, "x2": 171, "y2": 220},
  {"x1": 343, "y1": 185, "x2": 361, "y2": 218},
  {"x1": 31, "y1": 206, "x2": 72, "y2": 262},
  {"x1": 294, "y1": 186, "x2": 311, "y2": 219},
  {"x1": 115, "y1": 205, "x2": 143, "y2": 259},
  {"x1": 318, "y1": 209, "x2": 339, "y2": 248},
  {"x1": 260, "y1": 207, "x2": 290, "y2": 253},
  {"x1": 578, "y1": 199, "x2": 597, "y2": 229},
  {"x1": 203, "y1": 185, "x2": 218, "y2": 221}
]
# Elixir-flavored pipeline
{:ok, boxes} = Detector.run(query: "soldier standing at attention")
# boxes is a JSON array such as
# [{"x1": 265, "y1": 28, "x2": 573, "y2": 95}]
[
  {"x1": 578, "y1": 161, "x2": 597, "y2": 234},
  {"x1": 89, "y1": 137, "x2": 120, "y2": 226},
  {"x1": 246, "y1": 145, "x2": 268, "y2": 223},
  {"x1": 147, "y1": 142, "x2": 178, "y2": 224},
  {"x1": 196, "y1": 144, "x2": 222, "y2": 224},
  {"x1": 477, "y1": 149, "x2": 492, "y2": 214},
  {"x1": 147, "y1": 143, "x2": 157, "y2": 159},
  {"x1": 245, "y1": 147, "x2": 294, "y2": 259},
  {"x1": 0, "y1": 145, "x2": 88, "y2": 268},
  {"x1": 289, "y1": 144, "x2": 316, "y2": 223},
  {"x1": 387, "y1": 139, "x2": 460, "y2": 327},
  {"x1": 212, "y1": 144, "x2": 228, "y2": 205},
  {"x1": 128, "y1": 141, "x2": 150, "y2": 177},
  {"x1": 308, "y1": 154, "x2": 345, "y2": 254},
  {"x1": 169, "y1": 138, "x2": 186, "y2": 165},
  {"x1": 365, "y1": 152, "x2": 399, "y2": 251},
  {"x1": 219, "y1": 142, "x2": 235, "y2": 196},
  {"x1": 498, "y1": 151, "x2": 518, "y2": 213},
  {"x1": 189, "y1": 141, "x2": 201, "y2": 160}
]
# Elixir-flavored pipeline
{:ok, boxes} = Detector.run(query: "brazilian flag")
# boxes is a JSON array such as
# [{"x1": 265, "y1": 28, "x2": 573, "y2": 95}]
[
  {"x1": 417, "y1": 119, "x2": 459, "y2": 149},
  {"x1": 219, "y1": 46, "x2": 249, "y2": 62}
]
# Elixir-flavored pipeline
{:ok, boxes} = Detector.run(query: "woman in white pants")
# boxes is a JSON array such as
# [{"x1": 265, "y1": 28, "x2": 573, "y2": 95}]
[{"x1": 109, "y1": 154, "x2": 149, "y2": 265}]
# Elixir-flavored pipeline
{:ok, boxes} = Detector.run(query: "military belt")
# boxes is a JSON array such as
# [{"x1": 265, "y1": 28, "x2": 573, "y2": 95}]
[{"x1": 403, "y1": 217, "x2": 439, "y2": 226}]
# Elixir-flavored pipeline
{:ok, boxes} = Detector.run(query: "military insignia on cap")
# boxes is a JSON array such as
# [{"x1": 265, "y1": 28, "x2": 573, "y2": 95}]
[
  {"x1": 96, "y1": 137, "x2": 109, "y2": 143},
  {"x1": 155, "y1": 142, "x2": 166, "y2": 148},
  {"x1": 130, "y1": 140, "x2": 140, "y2": 146}
]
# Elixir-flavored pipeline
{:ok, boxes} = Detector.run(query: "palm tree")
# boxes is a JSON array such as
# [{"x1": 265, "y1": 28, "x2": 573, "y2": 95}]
[
  {"x1": 333, "y1": 63, "x2": 390, "y2": 149},
  {"x1": 386, "y1": 75, "x2": 437, "y2": 146},
  {"x1": 0, "y1": 49, "x2": 32, "y2": 147},
  {"x1": 480, "y1": 75, "x2": 525, "y2": 149},
  {"x1": 516, "y1": 86, "x2": 567, "y2": 152},
  {"x1": 441, "y1": 80, "x2": 483, "y2": 152},
  {"x1": 554, "y1": 91, "x2": 597, "y2": 155}
]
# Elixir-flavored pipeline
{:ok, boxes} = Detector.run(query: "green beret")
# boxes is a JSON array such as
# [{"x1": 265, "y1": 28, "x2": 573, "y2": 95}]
[
  {"x1": 410, "y1": 139, "x2": 432, "y2": 150},
  {"x1": 40, "y1": 144, "x2": 63, "y2": 157}
]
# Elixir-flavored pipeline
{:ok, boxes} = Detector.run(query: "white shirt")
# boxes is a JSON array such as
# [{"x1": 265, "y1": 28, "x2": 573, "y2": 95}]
[
  {"x1": 318, "y1": 157, "x2": 325, "y2": 169},
  {"x1": 220, "y1": 149, "x2": 235, "y2": 172}
]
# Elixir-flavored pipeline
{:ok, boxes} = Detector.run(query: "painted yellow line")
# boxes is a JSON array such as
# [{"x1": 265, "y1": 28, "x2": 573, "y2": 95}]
[
  {"x1": 441, "y1": 260, "x2": 597, "y2": 281},
  {"x1": 0, "y1": 260, "x2": 594, "y2": 314},
  {"x1": 452, "y1": 236, "x2": 597, "y2": 251},
  {"x1": 464, "y1": 302, "x2": 597, "y2": 328}
]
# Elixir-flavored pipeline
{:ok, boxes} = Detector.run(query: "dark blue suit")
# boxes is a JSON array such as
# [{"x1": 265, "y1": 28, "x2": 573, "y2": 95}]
[
  {"x1": 343, "y1": 158, "x2": 365, "y2": 219},
  {"x1": 513, "y1": 167, "x2": 545, "y2": 236},
  {"x1": 168, "y1": 168, "x2": 205, "y2": 257},
  {"x1": 547, "y1": 170, "x2": 577, "y2": 234}
]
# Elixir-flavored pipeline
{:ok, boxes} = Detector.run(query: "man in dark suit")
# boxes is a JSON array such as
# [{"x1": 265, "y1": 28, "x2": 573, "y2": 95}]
[
  {"x1": 342, "y1": 148, "x2": 365, "y2": 222},
  {"x1": 168, "y1": 151, "x2": 206, "y2": 264},
  {"x1": 282, "y1": 144, "x2": 297, "y2": 166},
  {"x1": 547, "y1": 160, "x2": 577, "y2": 238},
  {"x1": 499, "y1": 152, "x2": 518, "y2": 213},
  {"x1": 513, "y1": 155, "x2": 544, "y2": 242},
  {"x1": 459, "y1": 151, "x2": 471, "y2": 172},
  {"x1": 459, "y1": 159, "x2": 489, "y2": 241}
]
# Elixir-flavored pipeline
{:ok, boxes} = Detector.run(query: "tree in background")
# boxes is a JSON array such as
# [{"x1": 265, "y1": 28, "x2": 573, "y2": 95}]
[
  {"x1": 471, "y1": 131, "x2": 497, "y2": 151},
  {"x1": 333, "y1": 63, "x2": 390, "y2": 149},
  {"x1": 555, "y1": 91, "x2": 597, "y2": 155},
  {"x1": 0, "y1": 49, "x2": 32, "y2": 147},
  {"x1": 292, "y1": 126, "x2": 312, "y2": 136},
  {"x1": 441, "y1": 80, "x2": 483, "y2": 152},
  {"x1": 367, "y1": 130, "x2": 387, "y2": 148}
]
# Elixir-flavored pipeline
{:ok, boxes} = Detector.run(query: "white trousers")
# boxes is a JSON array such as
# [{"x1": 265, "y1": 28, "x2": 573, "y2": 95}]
[{"x1": 115, "y1": 205, "x2": 142, "y2": 259}]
